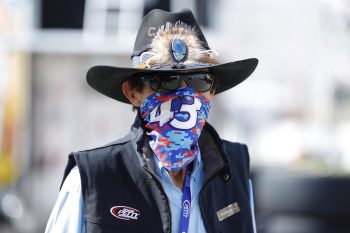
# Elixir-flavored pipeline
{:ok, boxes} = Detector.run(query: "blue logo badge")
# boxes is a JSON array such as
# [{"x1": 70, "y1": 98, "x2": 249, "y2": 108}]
[{"x1": 171, "y1": 38, "x2": 187, "y2": 62}]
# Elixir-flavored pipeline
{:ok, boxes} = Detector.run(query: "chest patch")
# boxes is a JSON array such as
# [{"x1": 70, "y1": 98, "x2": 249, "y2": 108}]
[
  {"x1": 216, "y1": 202, "x2": 241, "y2": 221},
  {"x1": 110, "y1": 206, "x2": 140, "y2": 221}
]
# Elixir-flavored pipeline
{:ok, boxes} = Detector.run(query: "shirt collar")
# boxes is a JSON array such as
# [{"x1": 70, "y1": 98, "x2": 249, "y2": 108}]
[{"x1": 153, "y1": 151, "x2": 203, "y2": 182}]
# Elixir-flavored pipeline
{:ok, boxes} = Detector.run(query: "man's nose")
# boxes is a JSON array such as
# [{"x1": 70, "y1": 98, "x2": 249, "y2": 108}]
[{"x1": 179, "y1": 80, "x2": 187, "y2": 87}]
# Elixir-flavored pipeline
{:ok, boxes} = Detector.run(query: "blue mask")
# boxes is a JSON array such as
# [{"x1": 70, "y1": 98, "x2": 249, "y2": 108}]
[{"x1": 140, "y1": 87, "x2": 211, "y2": 171}]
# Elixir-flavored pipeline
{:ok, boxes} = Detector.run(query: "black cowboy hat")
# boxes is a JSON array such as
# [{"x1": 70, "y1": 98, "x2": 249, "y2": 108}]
[{"x1": 87, "y1": 8, "x2": 258, "y2": 104}]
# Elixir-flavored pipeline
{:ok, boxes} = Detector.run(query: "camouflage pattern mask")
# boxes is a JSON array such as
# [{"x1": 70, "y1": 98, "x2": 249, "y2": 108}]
[{"x1": 140, "y1": 87, "x2": 211, "y2": 171}]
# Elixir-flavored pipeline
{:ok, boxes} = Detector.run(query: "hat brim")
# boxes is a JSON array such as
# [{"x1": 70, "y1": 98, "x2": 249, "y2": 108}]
[{"x1": 86, "y1": 58, "x2": 258, "y2": 104}]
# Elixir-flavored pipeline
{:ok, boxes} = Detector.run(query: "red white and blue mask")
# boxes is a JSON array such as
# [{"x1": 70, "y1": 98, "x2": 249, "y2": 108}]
[{"x1": 140, "y1": 87, "x2": 211, "y2": 171}]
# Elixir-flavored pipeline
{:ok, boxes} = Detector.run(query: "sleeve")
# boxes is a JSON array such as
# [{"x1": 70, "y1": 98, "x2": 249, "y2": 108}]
[
  {"x1": 249, "y1": 179, "x2": 257, "y2": 233},
  {"x1": 44, "y1": 166, "x2": 85, "y2": 233}
]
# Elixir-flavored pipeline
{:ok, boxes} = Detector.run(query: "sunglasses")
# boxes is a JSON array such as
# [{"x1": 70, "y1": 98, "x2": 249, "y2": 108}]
[{"x1": 140, "y1": 73, "x2": 215, "y2": 93}]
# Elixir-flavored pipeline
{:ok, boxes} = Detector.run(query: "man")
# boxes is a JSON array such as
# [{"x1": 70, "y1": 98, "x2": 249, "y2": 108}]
[{"x1": 45, "y1": 8, "x2": 258, "y2": 233}]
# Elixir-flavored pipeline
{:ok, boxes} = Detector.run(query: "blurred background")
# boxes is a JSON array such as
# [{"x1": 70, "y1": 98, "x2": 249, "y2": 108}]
[{"x1": 1, "y1": 0, "x2": 350, "y2": 232}]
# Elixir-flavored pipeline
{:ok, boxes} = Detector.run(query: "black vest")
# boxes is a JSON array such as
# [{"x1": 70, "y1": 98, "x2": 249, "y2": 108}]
[{"x1": 62, "y1": 117, "x2": 254, "y2": 233}]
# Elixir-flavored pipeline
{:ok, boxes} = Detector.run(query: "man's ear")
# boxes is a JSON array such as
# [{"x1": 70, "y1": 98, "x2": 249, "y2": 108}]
[{"x1": 122, "y1": 81, "x2": 140, "y2": 106}]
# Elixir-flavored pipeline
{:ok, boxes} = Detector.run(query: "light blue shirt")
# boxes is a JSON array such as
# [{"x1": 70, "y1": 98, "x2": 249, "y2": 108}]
[
  {"x1": 45, "y1": 157, "x2": 257, "y2": 233},
  {"x1": 153, "y1": 153, "x2": 206, "y2": 233},
  {"x1": 45, "y1": 166, "x2": 85, "y2": 233}
]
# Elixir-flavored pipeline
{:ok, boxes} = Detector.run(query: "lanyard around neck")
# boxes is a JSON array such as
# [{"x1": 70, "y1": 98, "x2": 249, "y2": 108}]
[{"x1": 179, "y1": 165, "x2": 192, "y2": 233}]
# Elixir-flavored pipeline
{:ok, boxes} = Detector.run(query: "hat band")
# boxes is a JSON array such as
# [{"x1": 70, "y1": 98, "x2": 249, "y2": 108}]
[{"x1": 132, "y1": 55, "x2": 215, "y2": 70}]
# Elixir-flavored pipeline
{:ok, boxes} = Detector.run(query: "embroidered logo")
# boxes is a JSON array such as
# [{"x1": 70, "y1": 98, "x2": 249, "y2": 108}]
[
  {"x1": 148, "y1": 27, "x2": 156, "y2": 37},
  {"x1": 110, "y1": 206, "x2": 140, "y2": 221},
  {"x1": 216, "y1": 202, "x2": 241, "y2": 221}
]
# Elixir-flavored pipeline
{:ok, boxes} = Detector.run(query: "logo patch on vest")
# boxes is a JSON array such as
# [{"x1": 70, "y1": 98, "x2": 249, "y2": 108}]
[{"x1": 110, "y1": 206, "x2": 140, "y2": 221}]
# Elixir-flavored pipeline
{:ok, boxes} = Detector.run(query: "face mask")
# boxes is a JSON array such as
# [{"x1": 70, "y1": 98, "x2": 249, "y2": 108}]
[{"x1": 140, "y1": 87, "x2": 211, "y2": 171}]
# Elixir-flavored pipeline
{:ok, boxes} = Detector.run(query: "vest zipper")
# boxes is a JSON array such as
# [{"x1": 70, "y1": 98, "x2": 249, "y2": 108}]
[{"x1": 143, "y1": 167, "x2": 172, "y2": 233}]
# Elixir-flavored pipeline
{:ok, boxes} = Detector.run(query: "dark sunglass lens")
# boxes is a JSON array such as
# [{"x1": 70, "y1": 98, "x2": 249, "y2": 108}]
[
  {"x1": 148, "y1": 76, "x2": 162, "y2": 92},
  {"x1": 187, "y1": 74, "x2": 213, "y2": 92},
  {"x1": 160, "y1": 76, "x2": 180, "y2": 91}
]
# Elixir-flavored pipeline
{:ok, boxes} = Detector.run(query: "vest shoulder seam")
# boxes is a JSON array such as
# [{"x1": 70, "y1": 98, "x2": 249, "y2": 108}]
[{"x1": 74, "y1": 138, "x2": 132, "y2": 154}]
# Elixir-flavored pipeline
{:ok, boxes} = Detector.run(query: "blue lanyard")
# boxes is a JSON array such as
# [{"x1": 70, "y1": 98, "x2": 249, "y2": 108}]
[{"x1": 179, "y1": 165, "x2": 192, "y2": 233}]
